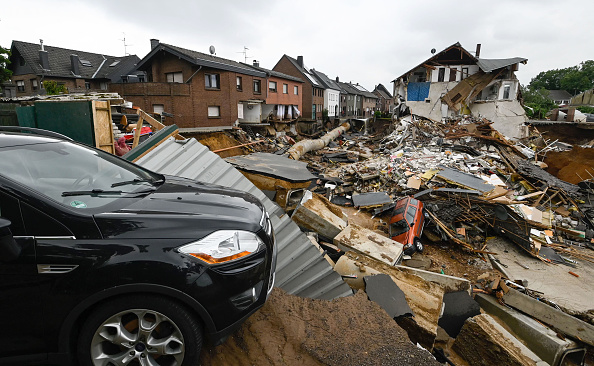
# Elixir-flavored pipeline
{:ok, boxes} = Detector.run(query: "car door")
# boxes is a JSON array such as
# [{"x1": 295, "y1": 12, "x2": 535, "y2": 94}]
[{"x1": 0, "y1": 190, "x2": 47, "y2": 361}]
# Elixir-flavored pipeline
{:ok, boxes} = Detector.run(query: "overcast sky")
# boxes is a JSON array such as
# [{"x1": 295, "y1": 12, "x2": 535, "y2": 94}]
[{"x1": 2, "y1": 0, "x2": 593, "y2": 92}]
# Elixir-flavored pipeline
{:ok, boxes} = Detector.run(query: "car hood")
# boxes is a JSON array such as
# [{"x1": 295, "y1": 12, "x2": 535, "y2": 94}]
[{"x1": 94, "y1": 176, "x2": 265, "y2": 239}]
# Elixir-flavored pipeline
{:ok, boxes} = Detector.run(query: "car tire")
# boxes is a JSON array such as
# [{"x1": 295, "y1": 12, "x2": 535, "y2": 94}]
[
  {"x1": 77, "y1": 295, "x2": 203, "y2": 366},
  {"x1": 414, "y1": 238, "x2": 424, "y2": 253}
]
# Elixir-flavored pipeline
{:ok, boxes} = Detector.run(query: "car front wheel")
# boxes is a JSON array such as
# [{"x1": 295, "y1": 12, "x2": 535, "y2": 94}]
[{"x1": 78, "y1": 295, "x2": 203, "y2": 366}]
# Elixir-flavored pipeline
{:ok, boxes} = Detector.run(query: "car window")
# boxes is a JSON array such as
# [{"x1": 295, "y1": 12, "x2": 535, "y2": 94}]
[
  {"x1": 390, "y1": 219, "x2": 409, "y2": 236},
  {"x1": 0, "y1": 141, "x2": 162, "y2": 210},
  {"x1": 406, "y1": 206, "x2": 417, "y2": 225}
]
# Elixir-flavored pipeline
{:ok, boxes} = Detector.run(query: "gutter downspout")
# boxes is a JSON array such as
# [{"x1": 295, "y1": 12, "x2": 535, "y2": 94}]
[
  {"x1": 185, "y1": 65, "x2": 202, "y2": 84},
  {"x1": 92, "y1": 55, "x2": 107, "y2": 79}
]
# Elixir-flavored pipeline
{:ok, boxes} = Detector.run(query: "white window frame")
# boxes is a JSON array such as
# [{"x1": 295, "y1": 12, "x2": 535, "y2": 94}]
[
  {"x1": 269, "y1": 81, "x2": 277, "y2": 92},
  {"x1": 208, "y1": 106, "x2": 221, "y2": 118},
  {"x1": 166, "y1": 72, "x2": 183, "y2": 83}
]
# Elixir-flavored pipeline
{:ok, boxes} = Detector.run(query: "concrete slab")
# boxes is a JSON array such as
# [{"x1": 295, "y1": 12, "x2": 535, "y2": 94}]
[
  {"x1": 453, "y1": 314, "x2": 549, "y2": 366},
  {"x1": 334, "y1": 251, "x2": 444, "y2": 350},
  {"x1": 292, "y1": 191, "x2": 347, "y2": 239},
  {"x1": 487, "y1": 237, "x2": 594, "y2": 315},
  {"x1": 502, "y1": 288, "x2": 594, "y2": 347},
  {"x1": 364, "y1": 274, "x2": 413, "y2": 319},
  {"x1": 476, "y1": 293, "x2": 587, "y2": 366},
  {"x1": 334, "y1": 224, "x2": 403, "y2": 266},
  {"x1": 437, "y1": 291, "x2": 481, "y2": 338}
]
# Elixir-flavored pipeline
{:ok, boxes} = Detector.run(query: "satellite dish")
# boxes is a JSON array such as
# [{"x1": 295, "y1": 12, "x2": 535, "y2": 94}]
[
  {"x1": 431, "y1": 48, "x2": 436, "y2": 54},
  {"x1": 209, "y1": 45, "x2": 216, "y2": 55}
]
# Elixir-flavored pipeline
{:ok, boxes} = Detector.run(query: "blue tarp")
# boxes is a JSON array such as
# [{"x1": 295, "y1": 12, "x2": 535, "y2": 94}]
[{"x1": 407, "y1": 82, "x2": 430, "y2": 101}]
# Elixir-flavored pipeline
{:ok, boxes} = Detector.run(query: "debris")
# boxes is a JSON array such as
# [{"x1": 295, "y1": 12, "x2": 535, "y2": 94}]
[
  {"x1": 364, "y1": 274, "x2": 414, "y2": 319},
  {"x1": 334, "y1": 224, "x2": 404, "y2": 266},
  {"x1": 568, "y1": 271, "x2": 580, "y2": 278},
  {"x1": 292, "y1": 191, "x2": 348, "y2": 240},
  {"x1": 453, "y1": 314, "x2": 553, "y2": 366},
  {"x1": 437, "y1": 291, "x2": 481, "y2": 338},
  {"x1": 502, "y1": 288, "x2": 594, "y2": 347},
  {"x1": 352, "y1": 192, "x2": 392, "y2": 209}
]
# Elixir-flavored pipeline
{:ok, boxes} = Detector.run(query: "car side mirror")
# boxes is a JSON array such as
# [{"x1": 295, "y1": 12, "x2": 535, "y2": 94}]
[{"x1": 0, "y1": 218, "x2": 21, "y2": 262}]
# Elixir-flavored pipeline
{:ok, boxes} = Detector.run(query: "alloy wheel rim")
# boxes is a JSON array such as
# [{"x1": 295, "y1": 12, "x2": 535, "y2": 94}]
[{"x1": 90, "y1": 308, "x2": 185, "y2": 366}]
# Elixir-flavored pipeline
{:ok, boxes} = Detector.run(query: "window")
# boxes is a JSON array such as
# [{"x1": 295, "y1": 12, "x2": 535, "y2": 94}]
[
  {"x1": 294, "y1": 85, "x2": 298, "y2": 95},
  {"x1": 269, "y1": 81, "x2": 277, "y2": 92},
  {"x1": 208, "y1": 106, "x2": 221, "y2": 118},
  {"x1": 153, "y1": 104, "x2": 164, "y2": 114},
  {"x1": 31, "y1": 79, "x2": 38, "y2": 91},
  {"x1": 138, "y1": 75, "x2": 145, "y2": 83},
  {"x1": 16, "y1": 80, "x2": 25, "y2": 92},
  {"x1": 166, "y1": 72, "x2": 183, "y2": 83},
  {"x1": 99, "y1": 82, "x2": 108, "y2": 90},
  {"x1": 449, "y1": 68, "x2": 457, "y2": 82},
  {"x1": 85, "y1": 82, "x2": 91, "y2": 90},
  {"x1": 283, "y1": 83, "x2": 288, "y2": 94},
  {"x1": 503, "y1": 84, "x2": 511, "y2": 99},
  {"x1": 462, "y1": 67, "x2": 469, "y2": 80},
  {"x1": 437, "y1": 68, "x2": 445, "y2": 82},
  {"x1": 312, "y1": 104, "x2": 316, "y2": 119},
  {"x1": 236, "y1": 76, "x2": 242, "y2": 91},
  {"x1": 253, "y1": 79, "x2": 261, "y2": 93},
  {"x1": 205, "y1": 73, "x2": 220, "y2": 89}
]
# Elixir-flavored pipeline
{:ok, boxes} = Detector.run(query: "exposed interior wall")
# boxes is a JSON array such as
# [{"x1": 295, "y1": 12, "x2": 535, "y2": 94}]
[
  {"x1": 239, "y1": 103, "x2": 262, "y2": 123},
  {"x1": 403, "y1": 81, "x2": 528, "y2": 139},
  {"x1": 470, "y1": 100, "x2": 528, "y2": 139}
]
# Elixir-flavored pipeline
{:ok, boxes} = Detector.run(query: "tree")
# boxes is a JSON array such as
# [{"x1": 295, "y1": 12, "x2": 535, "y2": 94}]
[
  {"x1": 0, "y1": 45, "x2": 12, "y2": 85},
  {"x1": 43, "y1": 80, "x2": 67, "y2": 95},
  {"x1": 521, "y1": 85, "x2": 557, "y2": 119},
  {"x1": 529, "y1": 61, "x2": 594, "y2": 95}
]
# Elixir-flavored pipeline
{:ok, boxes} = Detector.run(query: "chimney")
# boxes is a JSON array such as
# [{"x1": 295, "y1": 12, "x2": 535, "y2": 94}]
[
  {"x1": 297, "y1": 56, "x2": 303, "y2": 68},
  {"x1": 336, "y1": 76, "x2": 339, "y2": 82},
  {"x1": 39, "y1": 39, "x2": 49, "y2": 70},
  {"x1": 253, "y1": 60, "x2": 259, "y2": 67},
  {"x1": 475, "y1": 44, "x2": 481, "y2": 58},
  {"x1": 150, "y1": 39, "x2": 160, "y2": 49},
  {"x1": 70, "y1": 54, "x2": 80, "y2": 76}
]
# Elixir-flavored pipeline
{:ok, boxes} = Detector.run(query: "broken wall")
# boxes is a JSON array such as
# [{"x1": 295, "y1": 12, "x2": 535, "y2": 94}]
[{"x1": 470, "y1": 100, "x2": 528, "y2": 139}]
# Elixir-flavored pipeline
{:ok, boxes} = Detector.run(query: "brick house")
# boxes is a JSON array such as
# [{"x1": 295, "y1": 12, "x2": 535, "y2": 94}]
[
  {"x1": 273, "y1": 55, "x2": 325, "y2": 121},
  {"x1": 246, "y1": 61, "x2": 304, "y2": 123},
  {"x1": 373, "y1": 83, "x2": 393, "y2": 114},
  {"x1": 110, "y1": 40, "x2": 271, "y2": 131},
  {"x1": 8, "y1": 40, "x2": 142, "y2": 97}
]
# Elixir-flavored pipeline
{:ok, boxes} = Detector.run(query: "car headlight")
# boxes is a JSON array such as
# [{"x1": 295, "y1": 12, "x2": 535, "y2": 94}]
[{"x1": 178, "y1": 230, "x2": 265, "y2": 264}]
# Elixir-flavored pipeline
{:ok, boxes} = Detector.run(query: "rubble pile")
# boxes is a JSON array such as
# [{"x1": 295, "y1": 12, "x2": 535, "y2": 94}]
[{"x1": 231, "y1": 114, "x2": 594, "y2": 365}]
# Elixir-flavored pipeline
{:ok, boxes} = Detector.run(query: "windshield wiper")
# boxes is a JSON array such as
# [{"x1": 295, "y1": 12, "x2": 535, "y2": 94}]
[
  {"x1": 62, "y1": 189, "x2": 123, "y2": 197},
  {"x1": 111, "y1": 178, "x2": 155, "y2": 188}
]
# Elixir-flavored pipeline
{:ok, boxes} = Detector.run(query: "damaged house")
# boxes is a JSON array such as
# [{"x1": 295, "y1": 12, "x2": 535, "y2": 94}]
[{"x1": 392, "y1": 42, "x2": 528, "y2": 139}]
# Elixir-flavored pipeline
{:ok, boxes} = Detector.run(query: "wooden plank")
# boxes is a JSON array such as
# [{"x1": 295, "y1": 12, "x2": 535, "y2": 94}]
[
  {"x1": 136, "y1": 108, "x2": 185, "y2": 140},
  {"x1": 92, "y1": 100, "x2": 115, "y2": 154},
  {"x1": 502, "y1": 288, "x2": 594, "y2": 346},
  {"x1": 123, "y1": 125, "x2": 180, "y2": 163}
]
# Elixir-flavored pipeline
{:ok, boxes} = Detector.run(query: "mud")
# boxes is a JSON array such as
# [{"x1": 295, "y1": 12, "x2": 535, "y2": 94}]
[
  {"x1": 200, "y1": 288, "x2": 440, "y2": 366},
  {"x1": 544, "y1": 146, "x2": 594, "y2": 184}
]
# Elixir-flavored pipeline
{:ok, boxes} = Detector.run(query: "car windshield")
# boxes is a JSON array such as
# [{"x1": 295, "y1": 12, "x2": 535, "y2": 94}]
[
  {"x1": 0, "y1": 140, "x2": 163, "y2": 209},
  {"x1": 390, "y1": 219, "x2": 410, "y2": 237}
]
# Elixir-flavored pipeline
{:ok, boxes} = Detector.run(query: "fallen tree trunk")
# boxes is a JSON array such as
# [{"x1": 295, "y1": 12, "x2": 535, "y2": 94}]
[{"x1": 288, "y1": 122, "x2": 350, "y2": 160}]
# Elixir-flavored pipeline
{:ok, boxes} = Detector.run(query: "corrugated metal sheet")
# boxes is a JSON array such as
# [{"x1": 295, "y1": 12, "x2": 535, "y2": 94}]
[{"x1": 136, "y1": 137, "x2": 353, "y2": 300}]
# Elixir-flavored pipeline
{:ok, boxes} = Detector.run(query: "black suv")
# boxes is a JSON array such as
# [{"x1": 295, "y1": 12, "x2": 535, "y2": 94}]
[{"x1": 0, "y1": 128, "x2": 276, "y2": 366}]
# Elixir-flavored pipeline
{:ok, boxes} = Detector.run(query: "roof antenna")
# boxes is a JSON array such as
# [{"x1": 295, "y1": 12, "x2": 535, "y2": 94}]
[
  {"x1": 236, "y1": 46, "x2": 249, "y2": 63},
  {"x1": 209, "y1": 45, "x2": 216, "y2": 55},
  {"x1": 120, "y1": 33, "x2": 132, "y2": 56}
]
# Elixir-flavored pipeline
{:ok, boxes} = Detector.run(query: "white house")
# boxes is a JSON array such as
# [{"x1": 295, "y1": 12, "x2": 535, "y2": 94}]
[{"x1": 392, "y1": 42, "x2": 528, "y2": 139}]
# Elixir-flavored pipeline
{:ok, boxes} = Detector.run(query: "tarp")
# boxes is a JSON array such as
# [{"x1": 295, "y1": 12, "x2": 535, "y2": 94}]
[{"x1": 407, "y1": 82, "x2": 430, "y2": 102}]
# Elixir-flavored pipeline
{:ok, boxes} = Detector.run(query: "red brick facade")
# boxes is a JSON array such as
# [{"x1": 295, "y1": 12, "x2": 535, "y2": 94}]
[
  {"x1": 273, "y1": 56, "x2": 324, "y2": 120},
  {"x1": 110, "y1": 52, "x2": 266, "y2": 129},
  {"x1": 265, "y1": 75, "x2": 302, "y2": 113}
]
